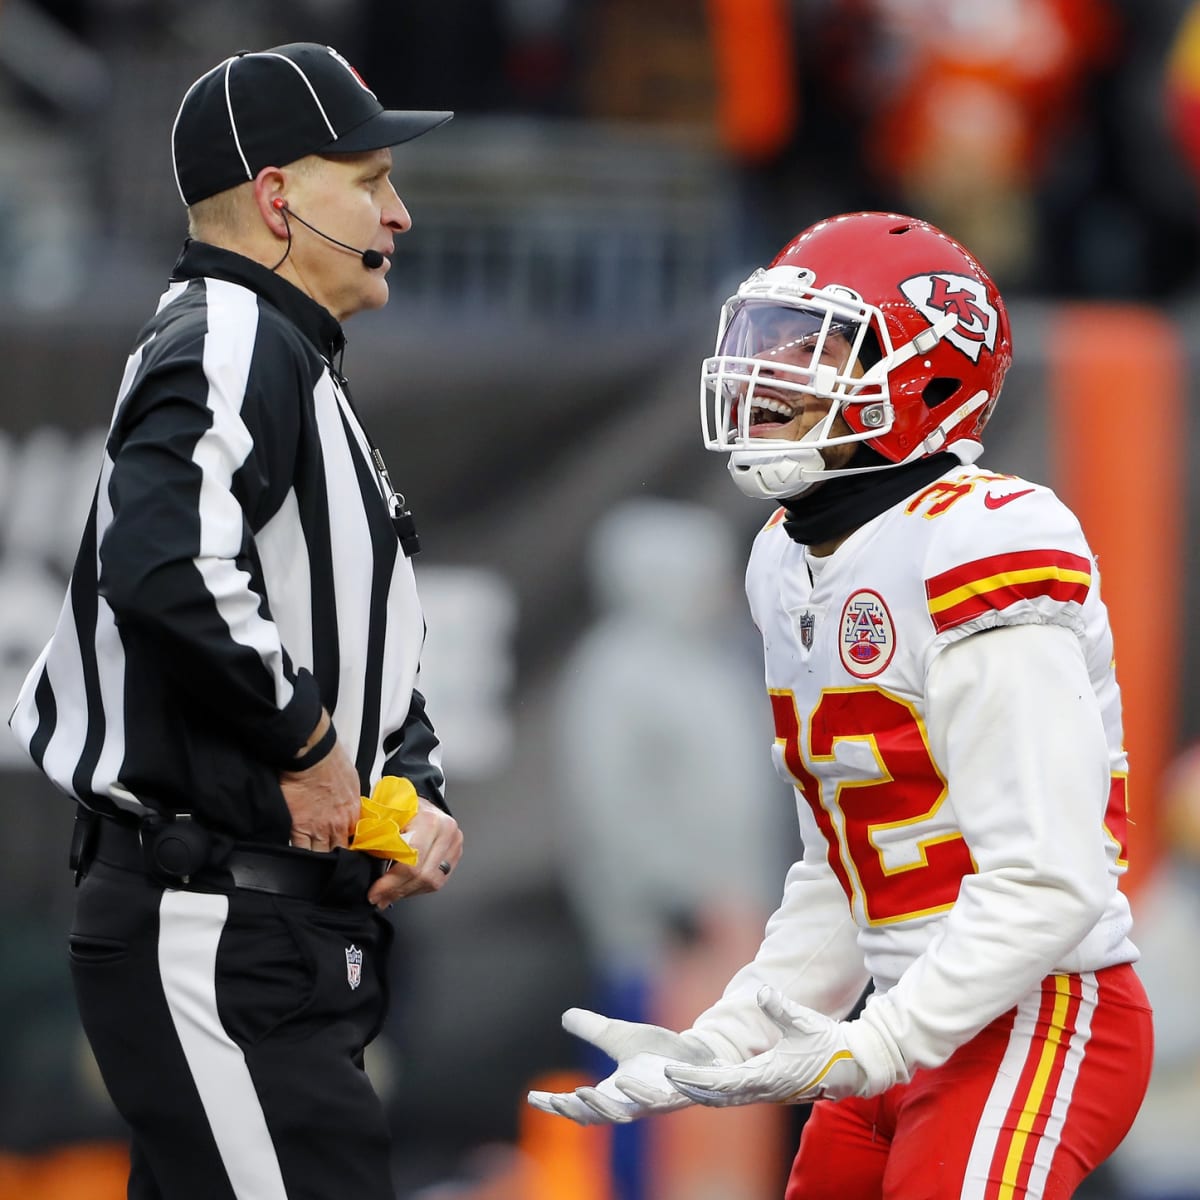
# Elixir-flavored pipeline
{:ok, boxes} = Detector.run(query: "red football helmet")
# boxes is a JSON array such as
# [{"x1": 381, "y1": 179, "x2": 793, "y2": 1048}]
[{"x1": 700, "y1": 212, "x2": 1013, "y2": 499}]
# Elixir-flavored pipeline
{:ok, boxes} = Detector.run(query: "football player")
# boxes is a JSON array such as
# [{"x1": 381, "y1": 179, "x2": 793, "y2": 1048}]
[{"x1": 529, "y1": 212, "x2": 1152, "y2": 1200}]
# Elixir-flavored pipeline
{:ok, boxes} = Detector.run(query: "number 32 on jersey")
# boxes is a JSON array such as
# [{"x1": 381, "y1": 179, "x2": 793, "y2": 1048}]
[
  {"x1": 771, "y1": 686, "x2": 974, "y2": 925},
  {"x1": 770, "y1": 687, "x2": 1132, "y2": 927}
]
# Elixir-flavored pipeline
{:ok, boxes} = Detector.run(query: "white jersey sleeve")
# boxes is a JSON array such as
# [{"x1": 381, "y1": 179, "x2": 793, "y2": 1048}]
[
  {"x1": 689, "y1": 849, "x2": 869, "y2": 1063},
  {"x1": 856, "y1": 619, "x2": 1124, "y2": 1076}
]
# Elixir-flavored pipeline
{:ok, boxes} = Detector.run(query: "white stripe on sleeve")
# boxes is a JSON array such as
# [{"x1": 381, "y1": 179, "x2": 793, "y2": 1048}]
[{"x1": 197, "y1": 279, "x2": 295, "y2": 711}]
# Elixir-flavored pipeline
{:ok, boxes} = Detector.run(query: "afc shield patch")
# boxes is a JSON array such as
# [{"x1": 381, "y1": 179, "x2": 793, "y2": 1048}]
[
  {"x1": 345, "y1": 944, "x2": 364, "y2": 990},
  {"x1": 839, "y1": 589, "x2": 896, "y2": 679},
  {"x1": 899, "y1": 272, "x2": 998, "y2": 363}
]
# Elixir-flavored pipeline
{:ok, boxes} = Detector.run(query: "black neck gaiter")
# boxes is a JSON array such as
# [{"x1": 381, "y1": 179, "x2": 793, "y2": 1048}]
[{"x1": 782, "y1": 450, "x2": 959, "y2": 547}]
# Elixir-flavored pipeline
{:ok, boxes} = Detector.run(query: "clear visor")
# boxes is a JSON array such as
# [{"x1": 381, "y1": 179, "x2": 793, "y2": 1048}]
[
  {"x1": 717, "y1": 301, "x2": 853, "y2": 362},
  {"x1": 701, "y1": 299, "x2": 889, "y2": 453}
]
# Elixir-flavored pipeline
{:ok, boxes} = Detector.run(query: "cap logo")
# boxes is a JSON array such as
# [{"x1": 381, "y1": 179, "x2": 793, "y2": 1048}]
[
  {"x1": 899, "y1": 273, "x2": 998, "y2": 363},
  {"x1": 326, "y1": 46, "x2": 377, "y2": 99}
]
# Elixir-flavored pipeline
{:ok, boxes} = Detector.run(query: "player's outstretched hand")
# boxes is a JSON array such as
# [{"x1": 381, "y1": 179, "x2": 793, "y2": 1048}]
[
  {"x1": 527, "y1": 1009, "x2": 720, "y2": 1125},
  {"x1": 666, "y1": 987, "x2": 881, "y2": 1106}
]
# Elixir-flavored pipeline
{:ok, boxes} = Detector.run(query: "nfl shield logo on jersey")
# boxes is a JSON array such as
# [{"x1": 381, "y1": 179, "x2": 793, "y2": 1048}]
[
  {"x1": 791, "y1": 606, "x2": 821, "y2": 651},
  {"x1": 345, "y1": 944, "x2": 363, "y2": 990},
  {"x1": 839, "y1": 590, "x2": 896, "y2": 679},
  {"x1": 799, "y1": 611, "x2": 816, "y2": 650}
]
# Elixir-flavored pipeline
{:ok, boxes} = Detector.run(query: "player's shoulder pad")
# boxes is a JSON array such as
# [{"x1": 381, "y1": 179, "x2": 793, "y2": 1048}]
[
  {"x1": 746, "y1": 505, "x2": 795, "y2": 596},
  {"x1": 912, "y1": 468, "x2": 1094, "y2": 637},
  {"x1": 762, "y1": 506, "x2": 788, "y2": 534},
  {"x1": 748, "y1": 505, "x2": 790, "y2": 554}
]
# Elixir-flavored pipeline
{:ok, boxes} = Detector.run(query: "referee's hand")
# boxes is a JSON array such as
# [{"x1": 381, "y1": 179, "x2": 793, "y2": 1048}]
[
  {"x1": 280, "y1": 739, "x2": 361, "y2": 852},
  {"x1": 367, "y1": 796, "x2": 463, "y2": 910}
]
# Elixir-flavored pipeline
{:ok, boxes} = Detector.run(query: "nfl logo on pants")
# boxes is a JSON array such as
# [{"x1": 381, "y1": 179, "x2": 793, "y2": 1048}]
[{"x1": 345, "y1": 944, "x2": 363, "y2": 990}]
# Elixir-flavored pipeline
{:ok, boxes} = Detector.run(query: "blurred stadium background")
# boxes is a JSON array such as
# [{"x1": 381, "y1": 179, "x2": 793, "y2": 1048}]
[{"x1": 2, "y1": 1, "x2": 1200, "y2": 1197}]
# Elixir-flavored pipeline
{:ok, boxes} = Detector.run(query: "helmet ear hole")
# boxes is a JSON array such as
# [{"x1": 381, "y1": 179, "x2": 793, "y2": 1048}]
[
  {"x1": 859, "y1": 328, "x2": 883, "y2": 370},
  {"x1": 922, "y1": 377, "x2": 962, "y2": 409}
]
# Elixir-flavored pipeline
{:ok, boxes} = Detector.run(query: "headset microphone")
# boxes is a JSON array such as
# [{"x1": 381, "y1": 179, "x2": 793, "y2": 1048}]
[{"x1": 272, "y1": 199, "x2": 385, "y2": 269}]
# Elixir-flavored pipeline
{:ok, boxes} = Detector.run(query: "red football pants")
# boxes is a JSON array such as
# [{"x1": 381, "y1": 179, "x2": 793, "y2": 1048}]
[{"x1": 785, "y1": 964, "x2": 1152, "y2": 1200}]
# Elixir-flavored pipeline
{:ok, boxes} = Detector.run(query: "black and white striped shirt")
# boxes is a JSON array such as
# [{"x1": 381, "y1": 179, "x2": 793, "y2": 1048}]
[{"x1": 9, "y1": 240, "x2": 444, "y2": 841}]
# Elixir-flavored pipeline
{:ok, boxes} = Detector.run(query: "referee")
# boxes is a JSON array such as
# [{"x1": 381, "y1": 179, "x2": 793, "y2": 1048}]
[{"x1": 8, "y1": 43, "x2": 462, "y2": 1200}]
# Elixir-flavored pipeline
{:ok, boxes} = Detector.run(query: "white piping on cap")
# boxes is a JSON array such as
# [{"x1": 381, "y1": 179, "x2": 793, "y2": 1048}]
[
  {"x1": 170, "y1": 56, "x2": 235, "y2": 205},
  {"x1": 223, "y1": 57, "x2": 251, "y2": 182},
  {"x1": 257, "y1": 51, "x2": 339, "y2": 142}
]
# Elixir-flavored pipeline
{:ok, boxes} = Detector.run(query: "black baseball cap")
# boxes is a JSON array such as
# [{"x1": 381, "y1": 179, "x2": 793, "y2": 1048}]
[{"x1": 171, "y1": 43, "x2": 453, "y2": 206}]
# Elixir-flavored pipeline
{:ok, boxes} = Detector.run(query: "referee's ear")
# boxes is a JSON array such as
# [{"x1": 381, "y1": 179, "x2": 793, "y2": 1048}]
[{"x1": 253, "y1": 165, "x2": 292, "y2": 241}]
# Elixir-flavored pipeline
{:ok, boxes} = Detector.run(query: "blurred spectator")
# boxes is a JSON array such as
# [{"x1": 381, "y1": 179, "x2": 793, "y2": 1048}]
[
  {"x1": 1165, "y1": 0, "x2": 1200, "y2": 209},
  {"x1": 1107, "y1": 743, "x2": 1200, "y2": 1200},
  {"x1": 703, "y1": 0, "x2": 1200, "y2": 297},
  {"x1": 1167, "y1": 0, "x2": 1200, "y2": 175},
  {"x1": 865, "y1": 0, "x2": 1119, "y2": 285},
  {"x1": 552, "y1": 496, "x2": 787, "y2": 991},
  {"x1": 499, "y1": 0, "x2": 583, "y2": 114},
  {"x1": 698, "y1": 0, "x2": 1123, "y2": 281},
  {"x1": 1033, "y1": 0, "x2": 1200, "y2": 299},
  {"x1": 710, "y1": 0, "x2": 889, "y2": 267},
  {"x1": 707, "y1": 0, "x2": 796, "y2": 164},
  {"x1": 580, "y1": 0, "x2": 713, "y2": 125},
  {"x1": 549, "y1": 496, "x2": 792, "y2": 1199}
]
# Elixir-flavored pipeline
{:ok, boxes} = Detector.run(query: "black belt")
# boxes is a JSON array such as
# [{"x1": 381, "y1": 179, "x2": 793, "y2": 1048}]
[{"x1": 84, "y1": 813, "x2": 383, "y2": 902}]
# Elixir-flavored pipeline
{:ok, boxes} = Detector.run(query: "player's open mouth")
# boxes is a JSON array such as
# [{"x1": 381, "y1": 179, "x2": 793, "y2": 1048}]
[{"x1": 749, "y1": 396, "x2": 796, "y2": 431}]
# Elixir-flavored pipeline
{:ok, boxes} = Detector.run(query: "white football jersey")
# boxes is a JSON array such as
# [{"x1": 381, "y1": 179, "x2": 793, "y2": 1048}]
[{"x1": 692, "y1": 463, "x2": 1137, "y2": 1073}]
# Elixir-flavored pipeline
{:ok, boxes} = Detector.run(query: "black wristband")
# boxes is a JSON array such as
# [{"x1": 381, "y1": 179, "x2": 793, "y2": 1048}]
[{"x1": 290, "y1": 722, "x2": 337, "y2": 771}]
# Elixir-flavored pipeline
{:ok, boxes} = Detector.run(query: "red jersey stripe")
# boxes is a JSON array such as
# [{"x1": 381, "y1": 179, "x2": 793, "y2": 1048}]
[
  {"x1": 927, "y1": 549, "x2": 1091, "y2": 599},
  {"x1": 926, "y1": 551, "x2": 1091, "y2": 635}
]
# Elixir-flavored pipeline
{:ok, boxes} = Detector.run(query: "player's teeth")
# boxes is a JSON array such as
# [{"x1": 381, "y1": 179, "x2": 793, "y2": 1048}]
[{"x1": 754, "y1": 399, "x2": 792, "y2": 418}]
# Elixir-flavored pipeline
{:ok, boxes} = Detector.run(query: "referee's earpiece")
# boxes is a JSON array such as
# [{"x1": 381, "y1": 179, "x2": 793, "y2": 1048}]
[{"x1": 272, "y1": 198, "x2": 386, "y2": 270}]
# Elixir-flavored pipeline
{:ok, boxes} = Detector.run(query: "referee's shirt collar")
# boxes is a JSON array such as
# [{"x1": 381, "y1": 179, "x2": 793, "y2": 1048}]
[{"x1": 171, "y1": 239, "x2": 347, "y2": 360}]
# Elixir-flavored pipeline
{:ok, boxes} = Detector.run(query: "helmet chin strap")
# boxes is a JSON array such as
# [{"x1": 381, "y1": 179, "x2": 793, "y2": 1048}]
[
  {"x1": 728, "y1": 417, "x2": 835, "y2": 499},
  {"x1": 728, "y1": 446, "x2": 826, "y2": 499}
]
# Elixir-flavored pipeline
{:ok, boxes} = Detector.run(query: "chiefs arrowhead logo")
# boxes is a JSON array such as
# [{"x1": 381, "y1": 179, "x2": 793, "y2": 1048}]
[{"x1": 899, "y1": 273, "x2": 998, "y2": 363}]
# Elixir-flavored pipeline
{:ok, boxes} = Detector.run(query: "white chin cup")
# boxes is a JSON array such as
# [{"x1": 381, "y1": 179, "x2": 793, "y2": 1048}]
[{"x1": 728, "y1": 446, "x2": 826, "y2": 500}]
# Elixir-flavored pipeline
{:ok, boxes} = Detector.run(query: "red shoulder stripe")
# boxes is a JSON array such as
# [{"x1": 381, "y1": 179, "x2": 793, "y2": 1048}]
[{"x1": 926, "y1": 550, "x2": 1091, "y2": 634}]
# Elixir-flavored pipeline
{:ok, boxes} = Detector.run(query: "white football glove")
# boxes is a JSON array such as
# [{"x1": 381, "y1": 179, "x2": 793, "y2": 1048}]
[
  {"x1": 527, "y1": 1008, "x2": 720, "y2": 1125},
  {"x1": 666, "y1": 987, "x2": 894, "y2": 1106}
]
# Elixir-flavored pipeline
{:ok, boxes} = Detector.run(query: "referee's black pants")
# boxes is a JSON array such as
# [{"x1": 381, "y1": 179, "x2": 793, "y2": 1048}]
[{"x1": 69, "y1": 856, "x2": 395, "y2": 1200}]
